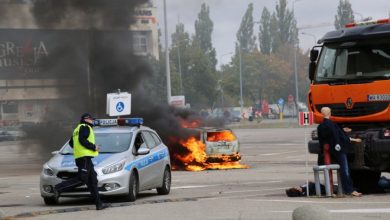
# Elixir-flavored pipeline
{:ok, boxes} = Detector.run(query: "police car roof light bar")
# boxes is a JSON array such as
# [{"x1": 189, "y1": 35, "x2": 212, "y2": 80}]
[
  {"x1": 118, "y1": 118, "x2": 144, "y2": 126},
  {"x1": 94, "y1": 118, "x2": 144, "y2": 127}
]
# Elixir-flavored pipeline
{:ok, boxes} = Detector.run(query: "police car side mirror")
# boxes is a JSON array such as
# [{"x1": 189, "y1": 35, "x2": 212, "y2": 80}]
[
  {"x1": 51, "y1": 151, "x2": 59, "y2": 155},
  {"x1": 137, "y1": 147, "x2": 150, "y2": 155}
]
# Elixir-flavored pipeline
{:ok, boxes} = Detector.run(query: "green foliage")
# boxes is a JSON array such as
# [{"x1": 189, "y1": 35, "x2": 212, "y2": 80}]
[
  {"x1": 334, "y1": 0, "x2": 354, "y2": 30},
  {"x1": 194, "y1": 4, "x2": 214, "y2": 54},
  {"x1": 236, "y1": 3, "x2": 257, "y2": 53},
  {"x1": 163, "y1": 3, "x2": 218, "y2": 109},
  {"x1": 274, "y1": 0, "x2": 298, "y2": 48},
  {"x1": 147, "y1": 1, "x2": 312, "y2": 110},
  {"x1": 170, "y1": 22, "x2": 191, "y2": 96},
  {"x1": 259, "y1": 7, "x2": 271, "y2": 55},
  {"x1": 143, "y1": 55, "x2": 167, "y2": 104}
]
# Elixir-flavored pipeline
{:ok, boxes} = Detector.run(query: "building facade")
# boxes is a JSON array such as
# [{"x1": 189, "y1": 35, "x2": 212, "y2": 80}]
[{"x1": 0, "y1": 1, "x2": 160, "y2": 125}]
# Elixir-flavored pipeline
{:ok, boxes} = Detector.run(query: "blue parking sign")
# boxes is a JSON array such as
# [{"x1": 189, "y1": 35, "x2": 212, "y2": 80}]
[
  {"x1": 116, "y1": 102, "x2": 125, "y2": 112},
  {"x1": 278, "y1": 98, "x2": 284, "y2": 106}
]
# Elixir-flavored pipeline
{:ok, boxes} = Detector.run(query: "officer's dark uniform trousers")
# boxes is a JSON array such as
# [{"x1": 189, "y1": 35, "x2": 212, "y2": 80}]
[{"x1": 55, "y1": 156, "x2": 101, "y2": 205}]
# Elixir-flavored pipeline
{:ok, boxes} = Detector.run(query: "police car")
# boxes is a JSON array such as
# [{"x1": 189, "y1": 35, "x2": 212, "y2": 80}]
[{"x1": 40, "y1": 118, "x2": 171, "y2": 205}]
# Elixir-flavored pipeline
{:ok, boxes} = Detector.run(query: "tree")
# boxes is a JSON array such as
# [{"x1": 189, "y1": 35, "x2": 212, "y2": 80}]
[
  {"x1": 184, "y1": 3, "x2": 218, "y2": 108},
  {"x1": 334, "y1": 0, "x2": 354, "y2": 30},
  {"x1": 273, "y1": 0, "x2": 298, "y2": 50},
  {"x1": 170, "y1": 22, "x2": 191, "y2": 96},
  {"x1": 194, "y1": 3, "x2": 217, "y2": 67},
  {"x1": 194, "y1": 3, "x2": 212, "y2": 52},
  {"x1": 142, "y1": 29, "x2": 166, "y2": 104},
  {"x1": 259, "y1": 7, "x2": 271, "y2": 55},
  {"x1": 236, "y1": 3, "x2": 257, "y2": 53},
  {"x1": 269, "y1": 13, "x2": 280, "y2": 53}
]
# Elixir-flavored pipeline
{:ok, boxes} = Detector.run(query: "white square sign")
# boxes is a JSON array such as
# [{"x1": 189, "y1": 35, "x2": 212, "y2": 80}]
[{"x1": 106, "y1": 92, "x2": 131, "y2": 116}]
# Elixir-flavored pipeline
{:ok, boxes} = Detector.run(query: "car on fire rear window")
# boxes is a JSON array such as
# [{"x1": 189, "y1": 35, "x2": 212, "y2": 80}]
[{"x1": 193, "y1": 127, "x2": 241, "y2": 163}]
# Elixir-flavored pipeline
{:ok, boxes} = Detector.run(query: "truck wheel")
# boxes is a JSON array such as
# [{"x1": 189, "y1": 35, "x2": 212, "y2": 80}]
[
  {"x1": 125, "y1": 171, "x2": 138, "y2": 202},
  {"x1": 350, "y1": 170, "x2": 381, "y2": 193},
  {"x1": 43, "y1": 196, "x2": 59, "y2": 205},
  {"x1": 157, "y1": 167, "x2": 171, "y2": 195}
]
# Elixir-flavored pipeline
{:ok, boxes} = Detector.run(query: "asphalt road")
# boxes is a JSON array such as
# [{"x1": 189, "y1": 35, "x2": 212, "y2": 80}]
[{"x1": 1, "y1": 128, "x2": 390, "y2": 220}]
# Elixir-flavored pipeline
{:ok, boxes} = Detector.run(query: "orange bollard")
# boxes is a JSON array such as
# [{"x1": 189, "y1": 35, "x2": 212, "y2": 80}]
[{"x1": 323, "y1": 144, "x2": 334, "y2": 194}]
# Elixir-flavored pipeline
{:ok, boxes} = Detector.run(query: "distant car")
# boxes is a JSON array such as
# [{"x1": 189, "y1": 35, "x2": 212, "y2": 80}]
[
  {"x1": 209, "y1": 109, "x2": 241, "y2": 123},
  {"x1": 190, "y1": 127, "x2": 241, "y2": 163},
  {"x1": 0, "y1": 128, "x2": 26, "y2": 141},
  {"x1": 227, "y1": 110, "x2": 241, "y2": 123},
  {"x1": 40, "y1": 118, "x2": 171, "y2": 205}
]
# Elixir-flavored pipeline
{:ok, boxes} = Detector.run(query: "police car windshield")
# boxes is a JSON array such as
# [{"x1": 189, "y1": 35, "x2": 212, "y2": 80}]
[{"x1": 61, "y1": 133, "x2": 133, "y2": 154}]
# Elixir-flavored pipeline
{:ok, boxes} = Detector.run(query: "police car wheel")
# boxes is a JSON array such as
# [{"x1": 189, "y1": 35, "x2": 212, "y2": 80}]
[
  {"x1": 43, "y1": 196, "x2": 59, "y2": 205},
  {"x1": 125, "y1": 171, "x2": 138, "y2": 202},
  {"x1": 157, "y1": 167, "x2": 171, "y2": 195}
]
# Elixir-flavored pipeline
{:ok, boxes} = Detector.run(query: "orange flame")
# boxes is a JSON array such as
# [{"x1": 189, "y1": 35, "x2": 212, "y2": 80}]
[
  {"x1": 180, "y1": 119, "x2": 201, "y2": 128},
  {"x1": 207, "y1": 131, "x2": 237, "y2": 142},
  {"x1": 177, "y1": 137, "x2": 207, "y2": 164},
  {"x1": 174, "y1": 135, "x2": 248, "y2": 172}
]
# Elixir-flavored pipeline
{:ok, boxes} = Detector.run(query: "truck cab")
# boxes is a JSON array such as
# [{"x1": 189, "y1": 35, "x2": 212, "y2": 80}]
[{"x1": 307, "y1": 19, "x2": 390, "y2": 192}]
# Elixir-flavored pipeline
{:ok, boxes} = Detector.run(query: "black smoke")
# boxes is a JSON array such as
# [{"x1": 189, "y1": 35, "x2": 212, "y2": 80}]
[
  {"x1": 4, "y1": 0, "x2": 224, "y2": 163},
  {"x1": 20, "y1": 0, "x2": 150, "y2": 159}
]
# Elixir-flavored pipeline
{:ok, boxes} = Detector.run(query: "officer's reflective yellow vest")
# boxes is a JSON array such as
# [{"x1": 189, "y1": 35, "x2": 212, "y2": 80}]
[{"x1": 73, "y1": 123, "x2": 98, "y2": 159}]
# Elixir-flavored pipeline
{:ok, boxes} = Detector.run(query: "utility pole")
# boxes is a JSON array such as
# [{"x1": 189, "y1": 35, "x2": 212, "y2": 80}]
[
  {"x1": 239, "y1": 41, "x2": 244, "y2": 116},
  {"x1": 293, "y1": 0, "x2": 302, "y2": 118},
  {"x1": 163, "y1": 0, "x2": 171, "y2": 103}
]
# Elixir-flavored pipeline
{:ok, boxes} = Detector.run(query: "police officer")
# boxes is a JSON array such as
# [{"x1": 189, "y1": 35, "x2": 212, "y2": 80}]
[{"x1": 54, "y1": 113, "x2": 110, "y2": 210}]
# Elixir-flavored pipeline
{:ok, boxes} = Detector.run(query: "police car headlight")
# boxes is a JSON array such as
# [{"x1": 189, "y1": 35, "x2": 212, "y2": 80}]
[
  {"x1": 102, "y1": 160, "x2": 125, "y2": 175},
  {"x1": 43, "y1": 164, "x2": 54, "y2": 176}
]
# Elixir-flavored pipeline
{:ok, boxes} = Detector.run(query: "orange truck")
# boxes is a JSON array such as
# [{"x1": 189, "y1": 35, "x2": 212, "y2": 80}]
[{"x1": 307, "y1": 19, "x2": 390, "y2": 191}]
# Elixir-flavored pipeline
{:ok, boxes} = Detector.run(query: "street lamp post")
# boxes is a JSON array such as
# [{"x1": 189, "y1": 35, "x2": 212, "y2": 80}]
[
  {"x1": 293, "y1": 0, "x2": 302, "y2": 117},
  {"x1": 163, "y1": 0, "x2": 171, "y2": 103},
  {"x1": 239, "y1": 43, "x2": 244, "y2": 115},
  {"x1": 177, "y1": 42, "x2": 183, "y2": 95},
  {"x1": 293, "y1": 39, "x2": 299, "y2": 107}
]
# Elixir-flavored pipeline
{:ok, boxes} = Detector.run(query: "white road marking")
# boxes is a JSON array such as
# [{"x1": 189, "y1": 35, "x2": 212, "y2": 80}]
[
  {"x1": 252, "y1": 199, "x2": 390, "y2": 204},
  {"x1": 285, "y1": 155, "x2": 304, "y2": 159},
  {"x1": 221, "y1": 187, "x2": 286, "y2": 194},
  {"x1": 270, "y1": 208, "x2": 390, "y2": 214},
  {"x1": 274, "y1": 143, "x2": 299, "y2": 146},
  {"x1": 171, "y1": 184, "x2": 220, "y2": 189},
  {"x1": 260, "y1": 151, "x2": 299, "y2": 156},
  {"x1": 172, "y1": 181, "x2": 282, "y2": 189},
  {"x1": 331, "y1": 208, "x2": 390, "y2": 213}
]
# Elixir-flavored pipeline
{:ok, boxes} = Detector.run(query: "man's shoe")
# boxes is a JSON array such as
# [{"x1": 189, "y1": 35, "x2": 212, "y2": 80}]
[{"x1": 96, "y1": 203, "x2": 110, "y2": 210}]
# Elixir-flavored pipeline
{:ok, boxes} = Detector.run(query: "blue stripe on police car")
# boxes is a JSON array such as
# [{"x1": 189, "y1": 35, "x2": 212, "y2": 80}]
[
  {"x1": 125, "y1": 148, "x2": 169, "y2": 171},
  {"x1": 61, "y1": 154, "x2": 112, "y2": 167}
]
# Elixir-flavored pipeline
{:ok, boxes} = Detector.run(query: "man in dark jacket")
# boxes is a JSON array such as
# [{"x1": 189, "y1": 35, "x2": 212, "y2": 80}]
[
  {"x1": 54, "y1": 113, "x2": 110, "y2": 210},
  {"x1": 317, "y1": 107, "x2": 362, "y2": 196}
]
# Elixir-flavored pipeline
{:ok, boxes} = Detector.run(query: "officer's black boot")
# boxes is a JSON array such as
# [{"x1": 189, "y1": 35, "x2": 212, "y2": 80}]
[{"x1": 96, "y1": 202, "x2": 110, "y2": 210}]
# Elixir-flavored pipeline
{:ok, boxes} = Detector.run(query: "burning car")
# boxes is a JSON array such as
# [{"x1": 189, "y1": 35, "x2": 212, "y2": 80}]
[
  {"x1": 173, "y1": 126, "x2": 246, "y2": 171},
  {"x1": 196, "y1": 127, "x2": 241, "y2": 163}
]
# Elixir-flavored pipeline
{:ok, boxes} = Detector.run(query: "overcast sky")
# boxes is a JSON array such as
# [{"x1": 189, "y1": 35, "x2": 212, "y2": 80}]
[{"x1": 153, "y1": 0, "x2": 390, "y2": 66}]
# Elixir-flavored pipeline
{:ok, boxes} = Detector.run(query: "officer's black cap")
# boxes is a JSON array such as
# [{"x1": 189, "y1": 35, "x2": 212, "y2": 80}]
[{"x1": 81, "y1": 113, "x2": 95, "y2": 120}]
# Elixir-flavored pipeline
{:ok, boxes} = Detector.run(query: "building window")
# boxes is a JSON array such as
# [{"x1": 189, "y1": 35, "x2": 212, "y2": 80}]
[
  {"x1": 133, "y1": 32, "x2": 148, "y2": 54},
  {"x1": 3, "y1": 102, "x2": 18, "y2": 114}
]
